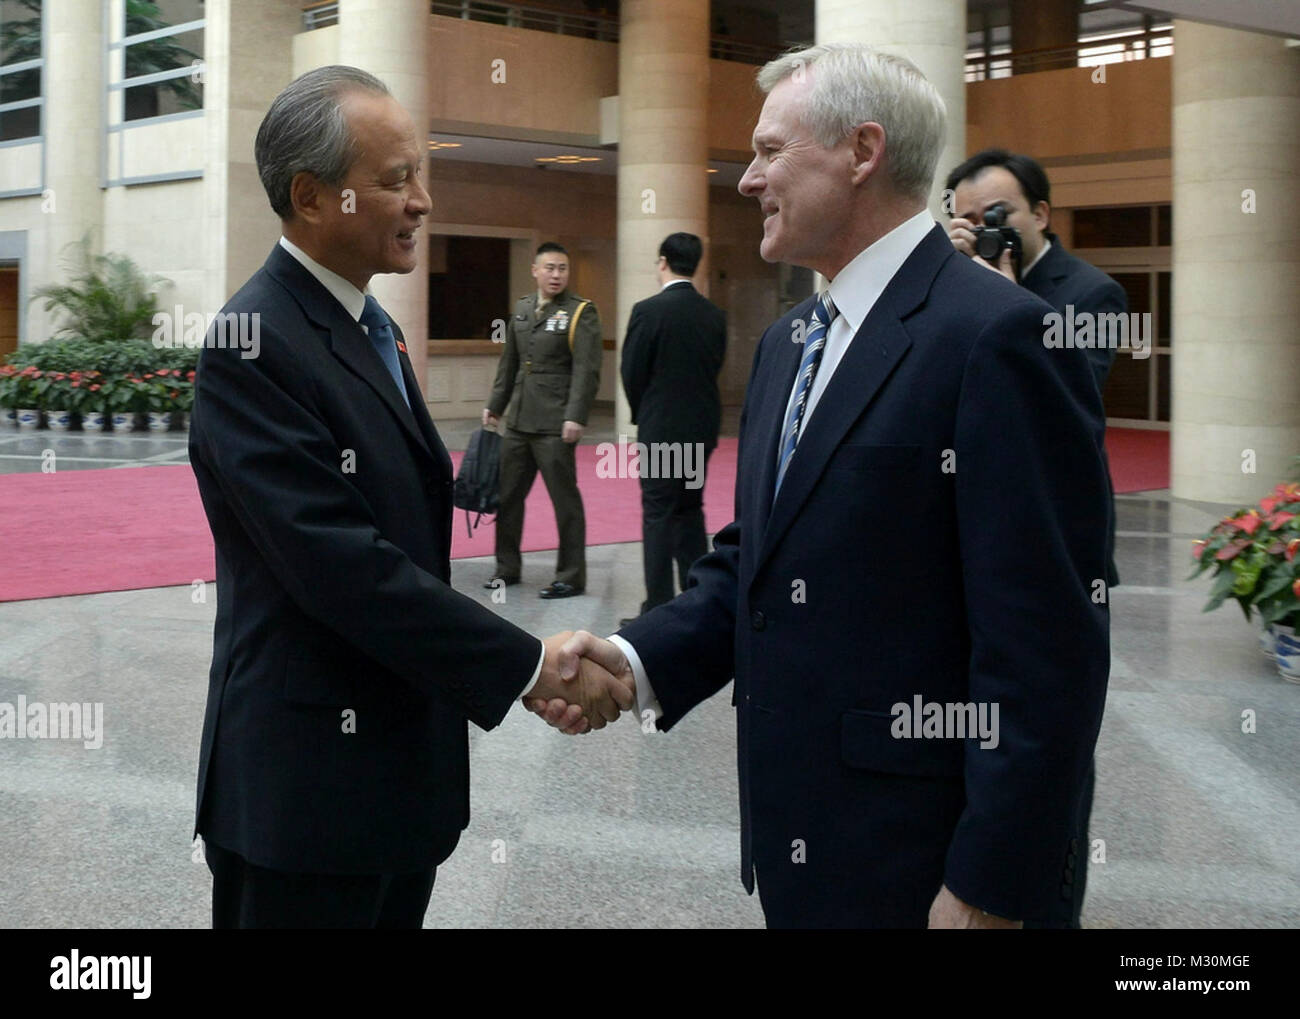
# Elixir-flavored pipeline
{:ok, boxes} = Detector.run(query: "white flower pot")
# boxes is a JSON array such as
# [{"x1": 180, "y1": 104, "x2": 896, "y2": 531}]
[
  {"x1": 1274, "y1": 624, "x2": 1300, "y2": 657},
  {"x1": 1276, "y1": 648, "x2": 1300, "y2": 684},
  {"x1": 45, "y1": 410, "x2": 74, "y2": 431},
  {"x1": 16, "y1": 407, "x2": 41, "y2": 430},
  {"x1": 3, "y1": 407, "x2": 14, "y2": 427},
  {"x1": 81, "y1": 410, "x2": 106, "y2": 432},
  {"x1": 111, "y1": 411, "x2": 137, "y2": 432},
  {"x1": 146, "y1": 411, "x2": 172, "y2": 432}
]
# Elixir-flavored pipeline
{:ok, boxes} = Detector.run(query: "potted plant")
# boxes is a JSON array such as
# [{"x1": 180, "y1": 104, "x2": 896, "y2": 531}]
[
  {"x1": 139, "y1": 371, "x2": 175, "y2": 431},
  {"x1": 29, "y1": 235, "x2": 168, "y2": 344},
  {"x1": 0, "y1": 364, "x2": 19, "y2": 426},
  {"x1": 172, "y1": 369, "x2": 195, "y2": 429},
  {"x1": 13, "y1": 365, "x2": 46, "y2": 429},
  {"x1": 1191, "y1": 480, "x2": 1300, "y2": 679},
  {"x1": 68, "y1": 371, "x2": 108, "y2": 432},
  {"x1": 106, "y1": 374, "x2": 146, "y2": 432},
  {"x1": 41, "y1": 372, "x2": 75, "y2": 431}
]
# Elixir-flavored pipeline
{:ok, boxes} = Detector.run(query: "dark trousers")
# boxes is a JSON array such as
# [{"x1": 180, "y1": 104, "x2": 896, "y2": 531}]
[
  {"x1": 639, "y1": 446, "x2": 711, "y2": 613},
  {"x1": 496, "y1": 428, "x2": 586, "y2": 588},
  {"x1": 205, "y1": 840, "x2": 437, "y2": 929}
]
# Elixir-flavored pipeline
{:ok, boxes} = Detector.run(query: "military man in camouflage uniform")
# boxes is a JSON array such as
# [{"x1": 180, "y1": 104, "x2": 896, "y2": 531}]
[{"x1": 484, "y1": 242, "x2": 602, "y2": 598}]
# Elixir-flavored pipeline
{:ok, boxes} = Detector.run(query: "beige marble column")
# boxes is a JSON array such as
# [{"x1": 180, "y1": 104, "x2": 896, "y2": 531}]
[
  {"x1": 202, "y1": 0, "x2": 299, "y2": 319},
  {"x1": 1170, "y1": 20, "x2": 1300, "y2": 503},
  {"x1": 615, "y1": 0, "x2": 710, "y2": 437},
  {"x1": 39, "y1": 0, "x2": 105, "y2": 342},
  {"x1": 339, "y1": 0, "x2": 431, "y2": 397},
  {"x1": 816, "y1": 0, "x2": 966, "y2": 220}
]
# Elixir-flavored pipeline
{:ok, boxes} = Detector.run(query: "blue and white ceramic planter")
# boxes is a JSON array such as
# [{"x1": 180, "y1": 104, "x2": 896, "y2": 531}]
[
  {"x1": 81, "y1": 410, "x2": 107, "y2": 432},
  {"x1": 45, "y1": 409, "x2": 74, "y2": 431},
  {"x1": 146, "y1": 411, "x2": 172, "y2": 432},
  {"x1": 16, "y1": 407, "x2": 40, "y2": 430}
]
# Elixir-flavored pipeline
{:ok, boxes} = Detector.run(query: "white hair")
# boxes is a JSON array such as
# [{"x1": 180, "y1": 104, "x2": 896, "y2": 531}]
[{"x1": 756, "y1": 43, "x2": 947, "y2": 201}]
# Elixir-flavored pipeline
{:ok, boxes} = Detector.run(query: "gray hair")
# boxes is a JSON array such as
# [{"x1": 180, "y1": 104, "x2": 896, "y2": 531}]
[
  {"x1": 254, "y1": 65, "x2": 391, "y2": 220},
  {"x1": 756, "y1": 44, "x2": 946, "y2": 201}
]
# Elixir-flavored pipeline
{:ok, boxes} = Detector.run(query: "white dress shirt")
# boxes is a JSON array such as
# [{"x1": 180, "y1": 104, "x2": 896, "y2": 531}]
[
  {"x1": 612, "y1": 209, "x2": 937, "y2": 724},
  {"x1": 278, "y1": 235, "x2": 546, "y2": 700},
  {"x1": 1021, "y1": 237, "x2": 1051, "y2": 278}
]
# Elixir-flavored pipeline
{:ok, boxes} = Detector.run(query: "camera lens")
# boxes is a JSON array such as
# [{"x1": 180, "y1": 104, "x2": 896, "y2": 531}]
[{"x1": 975, "y1": 232, "x2": 1004, "y2": 261}]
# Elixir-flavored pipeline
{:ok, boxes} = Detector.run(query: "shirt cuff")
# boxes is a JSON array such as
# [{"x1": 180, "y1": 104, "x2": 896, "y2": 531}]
[
  {"x1": 519, "y1": 640, "x2": 546, "y2": 701},
  {"x1": 608, "y1": 634, "x2": 662, "y2": 730}
]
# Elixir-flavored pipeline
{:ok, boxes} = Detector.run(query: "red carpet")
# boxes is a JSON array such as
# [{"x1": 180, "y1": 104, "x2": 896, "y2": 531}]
[
  {"x1": 0, "y1": 428, "x2": 1169, "y2": 602},
  {"x1": 1105, "y1": 427, "x2": 1170, "y2": 494}
]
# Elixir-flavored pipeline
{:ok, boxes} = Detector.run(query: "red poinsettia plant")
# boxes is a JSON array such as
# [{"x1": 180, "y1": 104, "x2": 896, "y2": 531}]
[{"x1": 1190, "y1": 480, "x2": 1300, "y2": 627}]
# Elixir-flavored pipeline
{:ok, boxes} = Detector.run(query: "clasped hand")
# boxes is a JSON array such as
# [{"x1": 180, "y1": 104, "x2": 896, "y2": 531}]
[{"x1": 522, "y1": 630, "x2": 635, "y2": 734}]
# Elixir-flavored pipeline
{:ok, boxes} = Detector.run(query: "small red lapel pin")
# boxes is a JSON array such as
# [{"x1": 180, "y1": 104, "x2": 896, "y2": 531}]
[{"x1": 396, "y1": 341, "x2": 407, "y2": 353}]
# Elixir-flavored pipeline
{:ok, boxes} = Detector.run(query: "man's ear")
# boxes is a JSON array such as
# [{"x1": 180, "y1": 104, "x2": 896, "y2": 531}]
[
  {"x1": 850, "y1": 122, "x2": 887, "y2": 186},
  {"x1": 1033, "y1": 199, "x2": 1051, "y2": 234},
  {"x1": 289, "y1": 171, "x2": 326, "y2": 225}
]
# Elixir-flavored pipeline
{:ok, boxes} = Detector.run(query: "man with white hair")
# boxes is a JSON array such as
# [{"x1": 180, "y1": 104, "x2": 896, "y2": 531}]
[{"x1": 545, "y1": 44, "x2": 1112, "y2": 928}]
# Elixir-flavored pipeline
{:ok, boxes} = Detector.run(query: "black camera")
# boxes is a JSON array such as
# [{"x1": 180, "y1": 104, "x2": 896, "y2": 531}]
[{"x1": 972, "y1": 203, "x2": 1023, "y2": 280}]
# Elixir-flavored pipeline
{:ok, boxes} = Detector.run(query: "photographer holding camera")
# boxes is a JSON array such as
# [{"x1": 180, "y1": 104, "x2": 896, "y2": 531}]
[
  {"x1": 946, "y1": 149, "x2": 1127, "y2": 930},
  {"x1": 945, "y1": 149, "x2": 1127, "y2": 400}
]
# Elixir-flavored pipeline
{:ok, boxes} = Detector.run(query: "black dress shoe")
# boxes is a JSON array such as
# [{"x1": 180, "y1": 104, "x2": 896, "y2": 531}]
[
  {"x1": 538, "y1": 582, "x2": 583, "y2": 599},
  {"x1": 484, "y1": 576, "x2": 520, "y2": 589}
]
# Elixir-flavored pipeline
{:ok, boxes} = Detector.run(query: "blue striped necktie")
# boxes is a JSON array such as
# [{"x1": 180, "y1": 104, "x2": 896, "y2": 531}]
[
  {"x1": 359, "y1": 295, "x2": 410, "y2": 409},
  {"x1": 774, "y1": 291, "x2": 837, "y2": 495}
]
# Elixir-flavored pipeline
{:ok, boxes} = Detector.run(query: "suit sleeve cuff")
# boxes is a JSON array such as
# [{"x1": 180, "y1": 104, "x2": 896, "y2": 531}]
[
  {"x1": 608, "y1": 634, "x2": 661, "y2": 730},
  {"x1": 519, "y1": 640, "x2": 546, "y2": 700}
]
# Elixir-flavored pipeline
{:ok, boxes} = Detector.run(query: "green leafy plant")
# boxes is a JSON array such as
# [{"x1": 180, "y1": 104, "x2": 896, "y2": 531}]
[
  {"x1": 0, "y1": 0, "x2": 40, "y2": 107},
  {"x1": 29, "y1": 236, "x2": 169, "y2": 343},
  {"x1": 124, "y1": 0, "x2": 203, "y2": 115}
]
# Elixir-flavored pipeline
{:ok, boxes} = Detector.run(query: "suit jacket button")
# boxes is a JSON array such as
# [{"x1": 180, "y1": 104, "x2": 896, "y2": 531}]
[{"x1": 751, "y1": 611, "x2": 765, "y2": 631}]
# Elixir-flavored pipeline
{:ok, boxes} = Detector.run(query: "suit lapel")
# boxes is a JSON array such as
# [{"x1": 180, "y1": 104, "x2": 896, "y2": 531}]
[
  {"x1": 752, "y1": 225, "x2": 953, "y2": 572},
  {"x1": 393, "y1": 323, "x2": 454, "y2": 481},
  {"x1": 755, "y1": 315, "x2": 913, "y2": 568},
  {"x1": 1023, "y1": 241, "x2": 1069, "y2": 305},
  {"x1": 748, "y1": 300, "x2": 812, "y2": 544},
  {"x1": 264, "y1": 246, "x2": 441, "y2": 472}
]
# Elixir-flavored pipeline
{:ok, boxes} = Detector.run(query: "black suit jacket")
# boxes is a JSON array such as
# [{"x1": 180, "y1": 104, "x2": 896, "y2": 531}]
[
  {"x1": 619, "y1": 225, "x2": 1111, "y2": 927},
  {"x1": 1023, "y1": 233, "x2": 1126, "y2": 588},
  {"x1": 189, "y1": 244, "x2": 540, "y2": 875},
  {"x1": 621, "y1": 282, "x2": 726, "y2": 447},
  {"x1": 1021, "y1": 234, "x2": 1127, "y2": 397}
]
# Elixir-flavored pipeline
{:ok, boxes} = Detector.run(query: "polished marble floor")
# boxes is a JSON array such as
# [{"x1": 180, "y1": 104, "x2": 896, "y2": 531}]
[{"x1": 1, "y1": 417, "x2": 1297, "y2": 928}]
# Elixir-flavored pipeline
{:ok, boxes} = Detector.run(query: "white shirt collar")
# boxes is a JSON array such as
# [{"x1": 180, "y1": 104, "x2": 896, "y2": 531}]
[
  {"x1": 824, "y1": 209, "x2": 935, "y2": 335},
  {"x1": 1022, "y1": 237, "x2": 1052, "y2": 276},
  {"x1": 662, "y1": 278, "x2": 692, "y2": 290},
  {"x1": 278, "y1": 235, "x2": 368, "y2": 322}
]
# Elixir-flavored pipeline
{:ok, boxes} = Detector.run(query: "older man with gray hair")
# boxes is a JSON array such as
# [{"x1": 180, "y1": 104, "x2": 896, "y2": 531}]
[
  {"x1": 188, "y1": 65, "x2": 632, "y2": 928},
  {"x1": 547, "y1": 44, "x2": 1112, "y2": 928}
]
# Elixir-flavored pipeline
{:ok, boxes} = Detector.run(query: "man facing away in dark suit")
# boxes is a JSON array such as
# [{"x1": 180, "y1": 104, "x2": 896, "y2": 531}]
[
  {"x1": 620, "y1": 232, "x2": 727, "y2": 620},
  {"x1": 534, "y1": 44, "x2": 1112, "y2": 929},
  {"x1": 187, "y1": 65, "x2": 632, "y2": 929},
  {"x1": 946, "y1": 148, "x2": 1129, "y2": 927}
]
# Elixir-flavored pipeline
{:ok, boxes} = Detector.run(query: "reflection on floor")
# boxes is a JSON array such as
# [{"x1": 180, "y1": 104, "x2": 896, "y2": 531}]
[{"x1": 1, "y1": 416, "x2": 1297, "y2": 927}]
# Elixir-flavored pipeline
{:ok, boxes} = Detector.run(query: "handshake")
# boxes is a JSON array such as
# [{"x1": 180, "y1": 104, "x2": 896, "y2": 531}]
[{"x1": 523, "y1": 631, "x2": 636, "y2": 734}]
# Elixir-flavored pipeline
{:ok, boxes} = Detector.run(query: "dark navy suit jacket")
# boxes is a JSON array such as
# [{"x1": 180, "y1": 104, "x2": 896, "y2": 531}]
[
  {"x1": 1023, "y1": 233, "x2": 1126, "y2": 588},
  {"x1": 619, "y1": 224, "x2": 1112, "y2": 927},
  {"x1": 621, "y1": 281, "x2": 727, "y2": 447},
  {"x1": 1022, "y1": 234, "x2": 1128, "y2": 398},
  {"x1": 189, "y1": 244, "x2": 539, "y2": 874}
]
